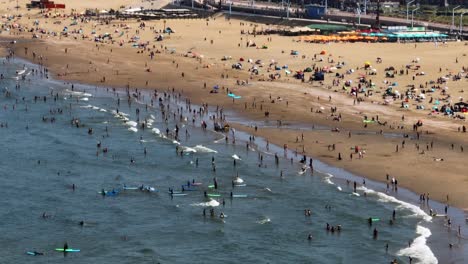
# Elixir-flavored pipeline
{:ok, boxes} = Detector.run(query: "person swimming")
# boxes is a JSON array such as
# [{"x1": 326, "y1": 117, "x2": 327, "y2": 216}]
[{"x1": 220, "y1": 212, "x2": 225, "y2": 218}]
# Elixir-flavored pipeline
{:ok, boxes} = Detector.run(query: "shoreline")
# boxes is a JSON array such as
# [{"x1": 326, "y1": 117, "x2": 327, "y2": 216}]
[{"x1": 2, "y1": 35, "x2": 467, "y2": 210}]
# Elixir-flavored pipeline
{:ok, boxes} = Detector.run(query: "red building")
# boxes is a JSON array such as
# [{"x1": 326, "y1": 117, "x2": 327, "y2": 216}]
[{"x1": 27, "y1": 0, "x2": 65, "y2": 9}]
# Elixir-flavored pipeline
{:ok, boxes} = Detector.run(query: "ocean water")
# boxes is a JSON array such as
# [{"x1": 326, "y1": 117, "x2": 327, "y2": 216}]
[{"x1": 0, "y1": 58, "x2": 452, "y2": 264}]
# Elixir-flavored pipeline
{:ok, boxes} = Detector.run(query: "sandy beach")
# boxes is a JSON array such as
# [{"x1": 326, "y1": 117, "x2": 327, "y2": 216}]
[{"x1": 1, "y1": 0, "x2": 467, "y2": 211}]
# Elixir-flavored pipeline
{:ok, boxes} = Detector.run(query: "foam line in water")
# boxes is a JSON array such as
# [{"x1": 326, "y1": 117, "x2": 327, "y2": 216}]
[
  {"x1": 396, "y1": 225, "x2": 438, "y2": 264},
  {"x1": 298, "y1": 166, "x2": 309, "y2": 175},
  {"x1": 125, "y1": 121, "x2": 138, "y2": 127},
  {"x1": 128, "y1": 127, "x2": 138, "y2": 133},
  {"x1": 80, "y1": 97, "x2": 89, "y2": 101},
  {"x1": 322, "y1": 173, "x2": 334, "y2": 184},
  {"x1": 181, "y1": 146, "x2": 197, "y2": 153},
  {"x1": 65, "y1": 89, "x2": 93, "y2": 97},
  {"x1": 357, "y1": 186, "x2": 432, "y2": 222},
  {"x1": 151, "y1": 128, "x2": 161, "y2": 135},
  {"x1": 323, "y1": 176, "x2": 334, "y2": 185},
  {"x1": 256, "y1": 218, "x2": 271, "y2": 224},
  {"x1": 193, "y1": 145, "x2": 217, "y2": 153},
  {"x1": 191, "y1": 199, "x2": 219, "y2": 207}
]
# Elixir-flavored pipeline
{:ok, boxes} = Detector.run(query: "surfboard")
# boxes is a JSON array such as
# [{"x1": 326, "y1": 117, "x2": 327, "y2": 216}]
[
  {"x1": 171, "y1": 193, "x2": 187, "y2": 196},
  {"x1": 233, "y1": 184, "x2": 246, "y2": 187},
  {"x1": 123, "y1": 187, "x2": 139, "y2": 190},
  {"x1": 207, "y1": 193, "x2": 221, "y2": 197},
  {"x1": 26, "y1": 251, "x2": 43, "y2": 256},
  {"x1": 191, "y1": 182, "x2": 202, "y2": 186},
  {"x1": 232, "y1": 194, "x2": 248, "y2": 198},
  {"x1": 371, "y1": 218, "x2": 380, "y2": 222},
  {"x1": 55, "y1": 248, "x2": 80, "y2": 252},
  {"x1": 208, "y1": 185, "x2": 215, "y2": 188}
]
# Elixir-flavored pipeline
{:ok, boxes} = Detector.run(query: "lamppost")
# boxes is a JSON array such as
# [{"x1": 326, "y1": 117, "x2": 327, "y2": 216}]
[
  {"x1": 460, "y1": 12, "x2": 467, "y2": 37},
  {"x1": 411, "y1": 7, "x2": 419, "y2": 28},
  {"x1": 406, "y1": 0, "x2": 415, "y2": 23},
  {"x1": 364, "y1": 0, "x2": 367, "y2": 15},
  {"x1": 357, "y1": 7, "x2": 361, "y2": 25},
  {"x1": 452, "y1": 5, "x2": 461, "y2": 33}
]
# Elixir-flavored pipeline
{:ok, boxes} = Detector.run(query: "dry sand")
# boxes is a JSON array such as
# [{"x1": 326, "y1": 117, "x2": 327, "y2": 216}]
[{"x1": 1, "y1": 5, "x2": 467, "y2": 208}]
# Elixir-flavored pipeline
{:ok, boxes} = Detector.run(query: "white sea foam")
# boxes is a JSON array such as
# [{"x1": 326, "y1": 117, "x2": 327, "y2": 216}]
[
  {"x1": 357, "y1": 186, "x2": 432, "y2": 222},
  {"x1": 99, "y1": 108, "x2": 107, "y2": 112},
  {"x1": 80, "y1": 97, "x2": 89, "y2": 101},
  {"x1": 323, "y1": 173, "x2": 334, "y2": 185},
  {"x1": 193, "y1": 145, "x2": 217, "y2": 153},
  {"x1": 125, "y1": 121, "x2": 138, "y2": 127},
  {"x1": 337, "y1": 186, "x2": 342, "y2": 191},
  {"x1": 256, "y1": 218, "x2": 271, "y2": 224},
  {"x1": 298, "y1": 166, "x2": 308, "y2": 175},
  {"x1": 191, "y1": 199, "x2": 219, "y2": 207},
  {"x1": 151, "y1": 128, "x2": 161, "y2": 135},
  {"x1": 65, "y1": 89, "x2": 92, "y2": 97},
  {"x1": 233, "y1": 177, "x2": 244, "y2": 184},
  {"x1": 396, "y1": 225, "x2": 438, "y2": 264},
  {"x1": 324, "y1": 177, "x2": 334, "y2": 185},
  {"x1": 181, "y1": 146, "x2": 197, "y2": 153},
  {"x1": 128, "y1": 127, "x2": 138, "y2": 133},
  {"x1": 232, "y1": 154, "x2": 241, "y2": 160}
]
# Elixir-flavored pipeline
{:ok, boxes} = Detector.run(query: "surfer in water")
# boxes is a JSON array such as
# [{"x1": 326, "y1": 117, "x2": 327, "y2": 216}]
[{"x1": 63, "y1": 242, "x2": 68, "y2": 256}]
